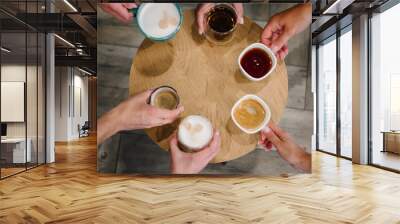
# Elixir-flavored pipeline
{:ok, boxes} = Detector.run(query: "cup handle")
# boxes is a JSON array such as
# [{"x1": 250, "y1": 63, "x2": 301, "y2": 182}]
[{"x1": 128, "y1": 8, "x2": 138, "y2": 18}]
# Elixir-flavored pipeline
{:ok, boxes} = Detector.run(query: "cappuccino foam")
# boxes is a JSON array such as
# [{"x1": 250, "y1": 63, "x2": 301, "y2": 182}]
[
  {"x1": 138, "y1": 3, "x2": 180, "y2": 38},
  {"x1": 178, "y1": 115, "x2": 213, "y2": 151}
]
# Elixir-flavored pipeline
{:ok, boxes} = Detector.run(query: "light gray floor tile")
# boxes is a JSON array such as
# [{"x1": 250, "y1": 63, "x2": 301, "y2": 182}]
[
  {"x1": 286, "y1": 65, "x2": 308, "y2": 110},
  {"x1": 279, "y1": 107, "x2": 313, "y2": 151}
]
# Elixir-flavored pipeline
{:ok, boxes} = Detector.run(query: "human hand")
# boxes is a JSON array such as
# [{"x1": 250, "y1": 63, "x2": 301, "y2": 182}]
[
  {"x1": 196, "y1": 3, "x2": 244, "y2": 35},
  {"x1": 117, "y1": 90, "x2": 184, "y2": 131},
  {"x1": 97, "y1": 90, "x2": 183, "y2": 145},
  {"x1": 169, "y1": 131, "x2": 221, "y2": 174},
  {"x1": 259, "y1": 121, "x2": 311, "y2": 172},
  {"x1": 100, "y1": 3, "x2": 137, "y2": 23},
  {"x1": 261, "y1": 3, "x2": 311, "y2": 60}
]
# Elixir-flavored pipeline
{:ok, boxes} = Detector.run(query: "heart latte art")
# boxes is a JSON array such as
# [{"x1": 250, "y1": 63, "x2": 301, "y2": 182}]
[
  {"x1": 178, "y1": 115, "x2": 213, "y2": 152},
  {"x1": 138, "y1": 3, "x2": 180, "y2": 39}
]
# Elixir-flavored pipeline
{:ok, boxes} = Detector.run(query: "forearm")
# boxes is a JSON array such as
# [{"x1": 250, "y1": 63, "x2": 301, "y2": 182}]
[
  {"x1": 290, "y1": 148, "x2": 311, "y2": 172},
  {"x1": 97, "y1": 108, "x2": 122, "y2": 145},
  {"x1": 302, "y1": 2, "x2": 312, "y2": 19},
  {"x1": 295, "y1": 2, "x2": 312, "y2": 34},
  {"x1": 278, "y1": 145, "x2": 311, "y2": 172}
]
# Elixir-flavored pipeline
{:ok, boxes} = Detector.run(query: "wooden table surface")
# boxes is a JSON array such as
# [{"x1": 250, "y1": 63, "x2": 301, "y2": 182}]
[{"x1": 130, "y1": 10, "x2": 288, "y2": 163}]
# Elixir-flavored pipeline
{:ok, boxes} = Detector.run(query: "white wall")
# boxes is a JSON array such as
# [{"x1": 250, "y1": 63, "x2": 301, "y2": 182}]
[
  {"x1": 1, "y1": 64, "x2": 46, "y2": 164},
  {"x1": 54, "y1": 67, "x2": 89, "y2": 141},
  {"x1": 1, "y1": 65, "x2": 40, "y2": 138},
  {"x1": 1, "y1": 65, "x2": 26, "y2": 130},
  {"x1": 55, "y1": 67, "x2": 69, "y2": 141}
]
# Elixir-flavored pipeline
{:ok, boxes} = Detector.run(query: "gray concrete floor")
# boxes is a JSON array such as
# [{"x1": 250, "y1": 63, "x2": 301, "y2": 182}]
[{"x1": 97, "y1": 3, "x2": 313, "y2": 175}]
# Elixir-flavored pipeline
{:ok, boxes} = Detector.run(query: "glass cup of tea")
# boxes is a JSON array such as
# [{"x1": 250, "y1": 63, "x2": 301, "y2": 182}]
[
  {"x1": 148, "y1": 86, "x2": 180, "y2": 110},
  {"x1": 204, "y1": 3, "x2": 238, "y2": 45}
]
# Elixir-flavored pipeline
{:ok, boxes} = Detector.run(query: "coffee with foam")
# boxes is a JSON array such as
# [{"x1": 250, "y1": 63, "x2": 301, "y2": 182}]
[
  {"x1": 178, "y1": 115, "x2": 213, "y2": 152},
  {"x1": 138, "y1": 3, "x2": 180, "y2": 39},
  {"x1": 233, "y1": 99, "x2": 266, "y2": 130}
]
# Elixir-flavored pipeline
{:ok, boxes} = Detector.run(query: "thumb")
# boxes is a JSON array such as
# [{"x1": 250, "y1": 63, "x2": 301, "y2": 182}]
[
  {"x1": 261, "y1": 126, "x2": 282, "y2": 148},
  {"x1": 270, "y1": 30, "x2": 291, "y2": 54},
  {"x1": 193, "y1": 131, "x2": 221, "y2": 163},
  {"x1": 169, "y1": 133, "x2": 182, "y2": 155}
]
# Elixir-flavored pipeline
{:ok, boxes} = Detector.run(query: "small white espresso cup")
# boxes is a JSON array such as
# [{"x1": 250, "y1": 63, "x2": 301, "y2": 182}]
[{"x1": 238, "y1": 42, "x2": 277, "y2": 82}]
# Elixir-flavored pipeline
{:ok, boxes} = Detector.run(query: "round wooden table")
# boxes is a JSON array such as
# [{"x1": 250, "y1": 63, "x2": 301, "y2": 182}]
[{"x1": 130, "y1": 10, "x2": 288, "y2": 163}]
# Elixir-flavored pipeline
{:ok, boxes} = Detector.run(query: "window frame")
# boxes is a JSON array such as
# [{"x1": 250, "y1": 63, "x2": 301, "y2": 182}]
[
  {"x1": 0, "y1": 1, "x2": 48, "y2": 180},
  {"x1": 367, "y1": 1, "x2": 400, "y2": 173},
  {"x1": 315, "y1": 24, "x2": 352, "y2": 160}
]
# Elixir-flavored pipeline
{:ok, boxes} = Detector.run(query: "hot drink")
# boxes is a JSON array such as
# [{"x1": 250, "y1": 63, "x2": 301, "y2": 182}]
[
  {"x1": 231, "y1": 94, "x2": 271, "y2": 134},
  {"x1": 233, "y1": 98, "x2": 266, "y2": 130},
  {"x1": 205, "y1": 4, "x2": 238, "y2": 43},
  {"x1": 208, "y1": 5, "x2": 237, "y2": 33},
  {"x1": 154, "y1": 91, "x2": 178, "y2": 110},
  {"x1": 178, "y1": 115, "x2": 213, "y2": 152},
  {"x1": 149, "y1": 86, "x2": 179, "y2": 110},
  {"x1": 240, "y1": 48, "x2": 272, "y2": 79},
  {"x1": 136, "y1": 3, "x2": 181, "y2": 41},
  {"x1": 238, "y1": 43, "x2": 277, "y2": 81}
]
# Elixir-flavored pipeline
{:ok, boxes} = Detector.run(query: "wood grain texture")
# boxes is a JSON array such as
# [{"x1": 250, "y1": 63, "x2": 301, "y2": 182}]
[
  {"x1": 130, "y1": 10, "x2": 288, "y2": 163},
  {"x1": 1, "y1": 135, "x2": 400, "y2": 223}
]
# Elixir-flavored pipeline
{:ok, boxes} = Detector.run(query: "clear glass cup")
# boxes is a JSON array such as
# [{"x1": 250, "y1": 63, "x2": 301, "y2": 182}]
[{"x1": 204, "y1": 4, "x2": 238, "y2": 45}]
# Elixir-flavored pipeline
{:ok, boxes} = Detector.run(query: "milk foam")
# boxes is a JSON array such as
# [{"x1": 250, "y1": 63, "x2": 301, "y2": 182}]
[
  {"x1": 138, "y1": 3, "x2": 180, "y2": 38},
  {"x1": 178, "y1": 115, "x2": 213, "y2": 150}
]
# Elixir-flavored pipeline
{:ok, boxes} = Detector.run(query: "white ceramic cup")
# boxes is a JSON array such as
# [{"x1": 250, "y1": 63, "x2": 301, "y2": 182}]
[
  {"x1": 238, "y1": 42, "x2": 277, "y2": 82},
  {"x1": 231, "y1": 94, "x2": 271, "y2": 134}
]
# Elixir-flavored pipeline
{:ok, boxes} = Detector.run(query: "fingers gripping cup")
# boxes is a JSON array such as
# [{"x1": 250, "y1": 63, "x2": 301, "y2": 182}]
[
  {"x1": 177, "y1": 115, "x2": 213, "y2": 152},
  {"x1": 130, "y1": 3, "x2": 183, "y2": 41}
]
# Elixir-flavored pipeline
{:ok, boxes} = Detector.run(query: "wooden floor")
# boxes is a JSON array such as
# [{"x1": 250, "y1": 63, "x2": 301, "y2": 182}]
[
  {"x1": 1, "y1": 167, "x2": 26, "y2": 178},
  {"x1": 0, "y1": 135, "x2": 400, "y2": 223}
]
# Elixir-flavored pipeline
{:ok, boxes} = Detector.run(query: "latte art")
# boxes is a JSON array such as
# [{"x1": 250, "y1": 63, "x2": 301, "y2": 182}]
[
  {"x1": 178, "y1": 115, "x2": 213, "y2": 152},
  {"x1": 138, "y1": 3, "x2": 180, "y2": 39},
  {"x1": 231, "y1": 95, "x2": 271, "y2": 134},
  {"x1": 233, "y1": 99, "x2": 266, "y2": 130},
  {"x1": 158, "y1": 11, "x2": 179, "y2": 30}
]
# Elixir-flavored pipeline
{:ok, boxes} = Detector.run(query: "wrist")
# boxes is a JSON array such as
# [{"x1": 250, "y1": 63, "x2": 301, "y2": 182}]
[
  {"x1": 301, "y1": 2, "x2": 312, "y2": 19},
  {"x1": 97, "y1": 109, "x2": 122, "y2": 145},
  {"x1": 289, "y1": 146, "x2": 308, "y2": 170},
  {"x1": 106, "y1": 106, "x2": 124, "y2": 134}
]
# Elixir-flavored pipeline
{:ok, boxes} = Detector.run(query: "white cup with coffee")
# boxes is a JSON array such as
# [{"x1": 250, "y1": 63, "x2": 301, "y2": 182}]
[
  {"x1": 177, "y1": 115, "x2": 213, "y2": 152},
  {"x1": 130, "y1": 3, "x2": 183, "y2": 41},
  {"x1": 231, "y1": 94, "x2": 271, "y2": 134}
]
